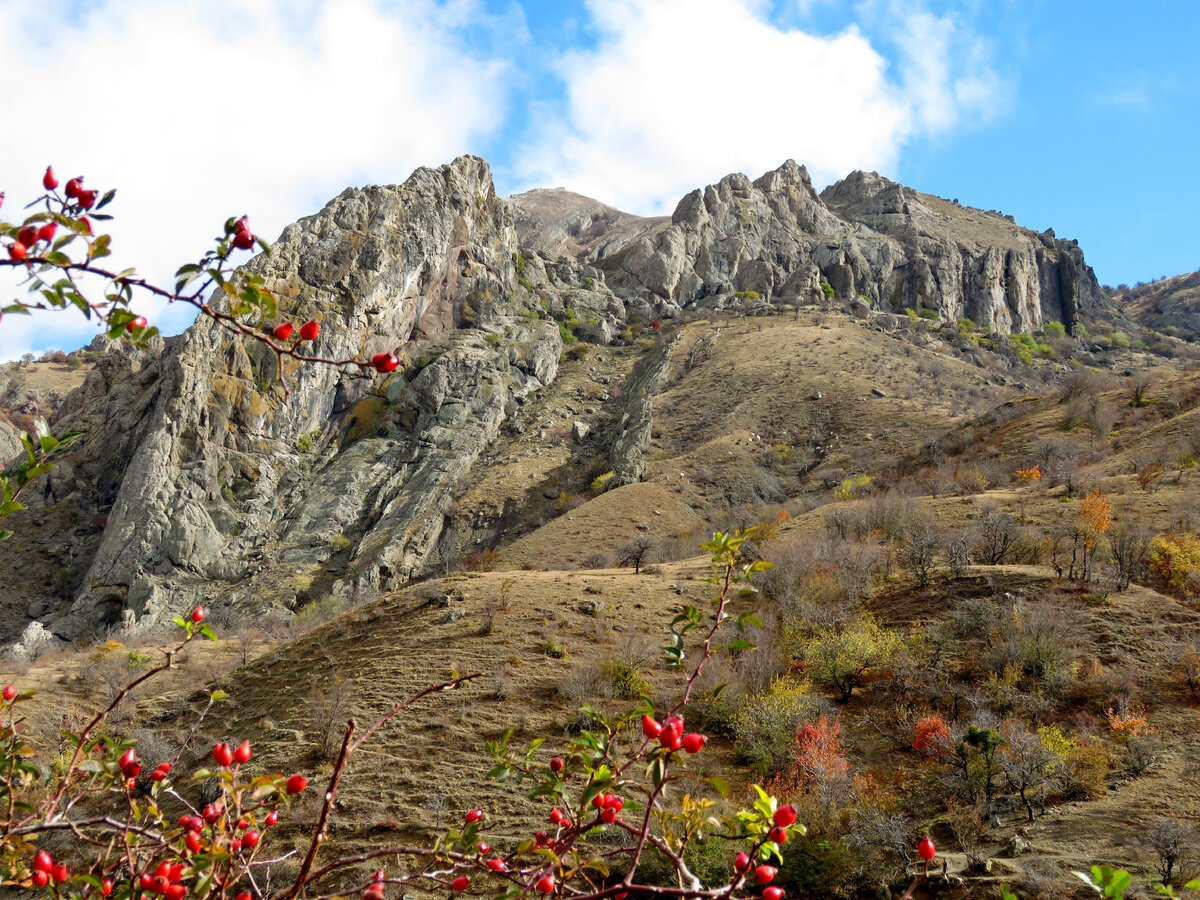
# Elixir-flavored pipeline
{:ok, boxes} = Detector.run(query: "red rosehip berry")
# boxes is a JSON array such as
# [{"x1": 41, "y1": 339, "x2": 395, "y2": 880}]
[
  {"x1": 32, "y1": 871, "x2": 49, "y2": 887},
  {"x1": 126, "y1": 316, "x2": 148, "y2": 334},
  {"x1": 548, "y1": 809, "x2": 565, "y2": 825},
  {"x1": 51, "y1": 864, "x2": 69, "y2": 883},
  {"x1": 168, "y1": 864, "x2": 184, "y2": 882},
  {"x1": 465, "y1": 809, "x2": 483, "y2": 824},
  {"x1": 265, "y1": 811, "x2": 279, "y2": 827},
  {"x1": 185, "y1": 832, "x2": 201, "y2": 854},
  {"x1": 755, "y1": 865, "x2": 777, "y2": 885},
  {"x1": 78, "y1": 189, "x2": 97, "y2": 209},
  {"x1": 2, "y1": 685, "x2": 15, "y2": 701},
  {"x1": 155, "y1": 861, "x2": 172, "y2": 879},
  {"x1": 231, "y1": 839, "x2": 242, "y2": 853},
  {"x1": 534, "y1": 831, "x2": 549, "y2": 847},
  {"x1": 37, "y1": 222, "x2": 57, "y2": 243},
  {"x1": 535, "y1": 873, "x2": 556, "y2": 894},
  {"x1": 236, "y1": 894, "x2": 252, "y2": 900},
  {"x1": 191, "y1": 605, "x2": 205, "y2": 622},
  {"x1": 768, "y1": 826, "x2": 788, "y2": 844},
  {"x1": 641, "y1": 715, "x2": 662, "y2": 739},
  {"x1": 43, "y1": 167, "x2": 58, "y2": 191},
  {"x1": 600, "y1": 807, "x2": 617, "y2": 824},
  {"x1": 272, "y1": 323, "x2": 294, "y2": 341},
  {"x1": 234, "y1": 739, "x2": 252, "y2": 764},
  {"x1": 8, "y1": 242, "x2": 27, "y2": 262},
  {"x1": 202, "y1": 803, "x2": 223, "y2": 823},
  {"x1": 918, "y1": 837, "x2": 936, "y2": 860},
  {"x1": 236, "y1": 818, "x2": 250, "y2": 831},
  {"x1": 681, "y1": 732, "x2": 706, "y2": 754},
  {"x1": 476, "y1": 842, "x2": 490, "y2": 854},
  {"x1": 659, "y1": 723, "x2": 683, "y2": 751},
  {"x1": 232, "y1": 229, "x2": 255, "y2": 250},
  {"x1": 772, "y1": 805, "x2": 797, "y2": 828},
  {"x1": 364, "y1": 890, "x2": 384, "y2": 900},
  {"x1": 733, "y1": 851, "x2": 750, "y2": 873},
  {"x1": 151, "y1": 768, "x2": 166, "y2": 782},
  {"x1": 212, "y1": 743, "x2": 234, "y2": 767},
  {"x1": 65, "y1": 177, "x2": 82, "y2": 199},
  {"x1": 243, "y1": 829, "x2": 260, "y2": 848},
  {"x1": 299, "y1": 320, "x2": 320, "y2": 341},
  {"x1": 371, "y1": 352, "x2": 400, "y2": 373},
  {"x1": 549, "y1": 756, "x2": 564, "y2": 774},
  {"x1": 604, "y1": 796, "x2": 623, "y2": 812},
  {"x1": 167, "y1": 880, "x2": 186, "y2": 899},
  {"x1": 763, "y1": 888, "x2": 784, "y2": 900},
  {"x1": 286, "y1": 773, "x2": 307, "y2": 794},
  {"x1": 17, "y1": 225, "x2": 37, "y2": 247},
  {"x1": 33, "y1": 851, "x2": 53, "y2": 873},
  {"x1": 614, "y1": 894, "x2": 628, "y2": 900},
  {"x1": 139, "y1": 874, "x2": 154, "y2": 891},
  {"x1": 451, "y1": 876, "x2": 470, "y2": 892},
  {"x1": 591, "y1": 793, "x2": 608, "y2": 810},
  {"x1": 486, "y1": 859, "x2": 506, "y2": 872},
  {"x1": 101, "y1": 879, "x2": 114, "y2": 897}
]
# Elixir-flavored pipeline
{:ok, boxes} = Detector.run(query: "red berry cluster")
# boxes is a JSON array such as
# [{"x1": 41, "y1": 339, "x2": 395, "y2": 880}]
[
  {"x1": 641, "y1": 714, "x2": 706, "y2": 754},
  {"x1": 270, "y1": 320, "x2": 320, "y2": 343}
]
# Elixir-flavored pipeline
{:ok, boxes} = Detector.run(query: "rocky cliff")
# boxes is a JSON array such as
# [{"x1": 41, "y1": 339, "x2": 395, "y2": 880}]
[
  {"x1": 514, "y1": 161, "x2": 1108, "y2": 335},
  {"x1": 1, "y1": 157, "x2": 563, "y2": 642}
]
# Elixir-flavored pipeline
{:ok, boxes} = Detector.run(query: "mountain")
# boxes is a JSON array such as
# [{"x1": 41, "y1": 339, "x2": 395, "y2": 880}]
[{"x1": 0, "y1": 155, "x2": 1158, "y2": 646}]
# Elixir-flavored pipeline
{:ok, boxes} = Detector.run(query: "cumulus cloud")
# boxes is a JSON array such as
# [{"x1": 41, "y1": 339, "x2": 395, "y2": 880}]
[
  {"x1": 511, "y1": 0, "x2": 1006, "y2": 215},
  {"x1": 0, "y1": 0, "x2": 509, "y2": 361}
]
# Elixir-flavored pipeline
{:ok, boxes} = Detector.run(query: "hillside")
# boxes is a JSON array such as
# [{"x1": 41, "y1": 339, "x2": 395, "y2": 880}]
[{"x1": 3, "y1": 155, "x2": 1200, "y2": 899}]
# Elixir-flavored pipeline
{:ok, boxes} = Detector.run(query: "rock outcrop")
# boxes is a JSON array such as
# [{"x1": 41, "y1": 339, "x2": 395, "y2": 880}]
[
  {"x1": 517, "y1": 162, "x2": 1107, "y2": 335},
  {"x1": 1, "y1": 156, "x2": 562, "y2": 640}
]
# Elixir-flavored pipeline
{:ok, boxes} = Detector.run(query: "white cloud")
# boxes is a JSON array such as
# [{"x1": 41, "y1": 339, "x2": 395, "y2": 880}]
[
  {"x1": 0, "y1": 0, "x2": 509, "y2": 361},
  {"x1": 511, "y1": 0, "x2": 1006, "y2": 215}
]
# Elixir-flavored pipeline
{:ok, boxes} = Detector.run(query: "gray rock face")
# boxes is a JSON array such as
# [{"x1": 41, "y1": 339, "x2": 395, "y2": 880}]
[
  {"x1": 607, "y1": 336, "x2": 677, "y2": 487},
  {"x1": 520, "y1": 161, "x2": 1105, "y2": 336},
  {"x1": 0, "y1": 156, "x2": 560, "y2": 639},
  {"x1": 819, "y1": 170, "x2": 1105, "y2": 333}
]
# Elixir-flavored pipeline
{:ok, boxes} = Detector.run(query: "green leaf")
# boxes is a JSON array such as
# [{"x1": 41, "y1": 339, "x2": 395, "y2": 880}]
[
  {"x1": 707, "y1": 775, "x2": 731, "y2": 798},
  {"x1": 97, "y1": 189, "x2": 116, "y2": 210},
  {"x1": 209, "y1": 689, "x2": 228, "y2": 701}
]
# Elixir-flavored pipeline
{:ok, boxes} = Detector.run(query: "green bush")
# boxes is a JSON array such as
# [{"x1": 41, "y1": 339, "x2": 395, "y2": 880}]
[
  {"x1": 732, "y1": 677, "x2": 816, "y2": 774},
  {"x1": 558, "y1": 321, "x2": 578, "y2": 345},
  {"x1": 485, "y1": 333, "x2": 501, "y2": 347},
  {"x1": 780, "y1": 839, "x2": 859, "y2": 899},
  {"x1": 1043, "y1": 320, "x2": 1067, "y2": 339},
  {"x1": 819, "y1": 282, "x2": 835, "y2": 300}
]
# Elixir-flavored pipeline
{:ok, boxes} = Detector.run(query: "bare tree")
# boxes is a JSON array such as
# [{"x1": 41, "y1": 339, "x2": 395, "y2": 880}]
[
  {"x1": 617, "y1": 535, "x2": 657, "y2": 574},
  {"x1": 1144, "y1": 816, "x2": 1194, "y2": 885},
  {"x1": 947, "y1": 801, "x2": 991, "y2": 873},
  {"x1": 973, "y1": 506, "x2": 1019, "y2": 565},
  {"x1": 900, "y1": 522, "x2": 941, "y2": 587},
  {"x1": 1107, "y1": 523, "x2": 1153, "y2": 591},
  {"x1": 1127, "y1": 371, "x2": 1158, "y2": 408}
]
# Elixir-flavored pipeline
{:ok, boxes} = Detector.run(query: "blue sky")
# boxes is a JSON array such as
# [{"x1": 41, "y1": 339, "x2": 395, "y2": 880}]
[{"x1": 1, "y1": 0, "x2": 1197, "y2": 359}]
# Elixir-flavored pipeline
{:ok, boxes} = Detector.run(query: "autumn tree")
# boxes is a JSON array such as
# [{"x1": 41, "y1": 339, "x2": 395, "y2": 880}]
[
  {"x1": 791, "y1": 713, "x2": 853, "y2": 832},
  {"x1": 795, "y1": 614, "x2": 903, "y2": 703}
]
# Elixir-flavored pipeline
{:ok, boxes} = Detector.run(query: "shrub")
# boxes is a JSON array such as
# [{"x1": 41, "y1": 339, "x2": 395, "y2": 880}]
[
  {"x1": 1148, "y1": 534, "x2": 1200, "y2": 599},
  {"x1": 1043, "y1": 320, "x2": 1067, "y2": 339},
  {"x1": 791, "y1": 614, "x2": 903, "y2": 703},
  {"x1": 732, "y1": 677, "x2": 818, "y2": 774},
  {"x1": 819, "y1": 282, "x2": 835, "y2": 300}
]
